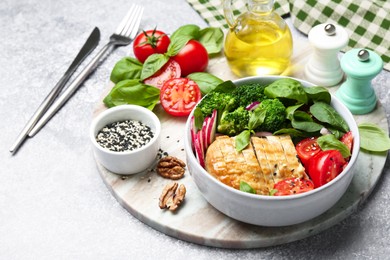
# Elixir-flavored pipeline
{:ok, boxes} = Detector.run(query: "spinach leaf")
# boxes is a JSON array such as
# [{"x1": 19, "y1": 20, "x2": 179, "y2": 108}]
[
  {"x1": 239, "y1": 180, "x2": 256, "y2": 194},
  {"x1": 187, "y1": 72, "x2": 223, "y2": 94},
  {"x1": 310, "y1": 102, "x2": 349, "y2": 132},
  {"x1": 110, "y1": 57, "x2": 143, "y2": 83},
  {"x1": 317, "y1": 134, "x2": 351, "y2": 158},
  {"x1": 358, "y1": 123, "x2": 390, "y2": 152},
  {"x1": 264, "y1": 78, "x2": 308, "y2": 104},
  {"x1": 304, "y1": 86, "x2": 331, "y2": 104},
  {"x1": 291, "y1": 111, "x2": 323, "y2": 132},
  {"x1": 273, "y1": 128, "x2": 306, "y2": 137},
  {"x1": 140, "y1": 54, "x2": 169, "y2": 80},
  {"x1": 235, "y1": 129, "x2": 251, "y2": 152},
  {"x1": 197, "y1": 27, "x2": 224, "y2": 55},
  {"x1": 286, "y1": 103, "x2": 304, "y2": 120},
  {"x1": 103, "y1": 79, "x2": 160, "y2": 110}
]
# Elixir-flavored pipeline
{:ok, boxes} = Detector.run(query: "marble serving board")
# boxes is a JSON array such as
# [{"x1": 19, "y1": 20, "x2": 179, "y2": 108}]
[{"x1": 93, "y1": 41, "x2": 388, "y2": 248}]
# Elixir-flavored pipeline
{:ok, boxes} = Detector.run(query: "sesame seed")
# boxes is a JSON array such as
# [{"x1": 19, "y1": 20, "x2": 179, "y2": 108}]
[{"x1": 96, "y1": 119, "x2": 154, "y2": 152}]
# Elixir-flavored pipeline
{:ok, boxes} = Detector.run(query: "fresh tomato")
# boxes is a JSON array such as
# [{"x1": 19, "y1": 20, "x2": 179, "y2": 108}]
[
  {"x1": 172, "y1": 39, "x2": 209, "y2": 76},
  {"x1": 143, "y1": 59, "x2": 181, "y2": 89},
  {"x1": 133, "y1": 29, "x2": 170, "y2": 63},
  {"x1": 273, "y1": 177, "x2": 314, "y2": 196},
  {"x1": 160, "y1": 78, "x2": 202, "y2": 116},
  {"x1": 341, "y1": 131, "x2": 354, "y2": 154},
  {"x1": 296, "y1": 137, "x2": 321, "y2": 166},
  {"x1": 307, "y1": 150, "x2": 347, "y2": 188}
]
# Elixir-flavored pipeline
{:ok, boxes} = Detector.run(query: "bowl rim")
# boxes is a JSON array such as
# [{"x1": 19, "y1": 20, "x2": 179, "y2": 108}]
[
  {"x1": 90, "y1": 104, "x2": 161, "y2": 155},
  {"x1": 185, "y1": 75, "x2": 360, "y2": 201}
]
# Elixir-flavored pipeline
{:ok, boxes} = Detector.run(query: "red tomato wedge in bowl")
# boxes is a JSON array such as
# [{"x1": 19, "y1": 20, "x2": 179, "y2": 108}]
[
  {"x1": 273, "y1": 177, "x2": 314, "y2": 196},
  {"x1": 307, "y1": 150, "x2": 347, "y2": 188}
]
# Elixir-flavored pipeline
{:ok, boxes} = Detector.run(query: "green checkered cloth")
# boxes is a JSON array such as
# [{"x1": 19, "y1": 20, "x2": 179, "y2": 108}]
[{"x1": 186, "y1": 0, "x2": 390, "y2": 71}]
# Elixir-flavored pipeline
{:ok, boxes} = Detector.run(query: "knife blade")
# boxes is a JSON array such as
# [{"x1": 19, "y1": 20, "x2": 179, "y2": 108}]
[{"x1": 9, "y1": 27, "x2": 101, "y2": 154}]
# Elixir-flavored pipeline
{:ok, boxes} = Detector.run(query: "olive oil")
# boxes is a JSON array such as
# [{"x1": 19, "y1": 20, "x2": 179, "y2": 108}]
[{"x1": 223, "y1": 0, "x2": 293, "y2": 77}]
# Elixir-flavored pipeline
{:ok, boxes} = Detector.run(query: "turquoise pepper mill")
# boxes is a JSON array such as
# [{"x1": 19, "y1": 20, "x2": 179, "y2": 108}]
[{"x1": 336, "y1": 48, "x2": 383, "y2": 115}]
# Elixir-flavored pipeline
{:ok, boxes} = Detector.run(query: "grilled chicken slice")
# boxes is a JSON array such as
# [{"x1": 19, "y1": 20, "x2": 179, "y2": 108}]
[
  {"x1": 250, "y1": 137, "x2": 276, "y2": 189},
  {"x1": 205, "y1": 135, "x2": 269, "y2": 195},
  {"x1": 273, "y1": 135, "x2": 307, "y2": 179},
  {"x1": 205, "y1": 135, "x2": 306, "y2": 194}
]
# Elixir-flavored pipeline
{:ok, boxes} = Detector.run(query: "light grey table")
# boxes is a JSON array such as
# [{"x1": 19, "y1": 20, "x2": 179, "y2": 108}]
[{"x1": 1, "y1": 0, "x2": 389, "y2": 259}]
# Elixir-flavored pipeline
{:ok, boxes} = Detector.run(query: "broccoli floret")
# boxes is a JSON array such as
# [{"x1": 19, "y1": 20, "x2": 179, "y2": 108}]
[
  {"x1": 254, "y1": 99, "x2": 286, "y2": 133},
  {"x1": 197, "y1": 91, "x2": 238, "y2": 117},
  {"x1": 232, "y1": 83, "x2": 267, "y2": 107},
  {"x1": 217, "y1": 107, "x2": 250, "y2": 135}
]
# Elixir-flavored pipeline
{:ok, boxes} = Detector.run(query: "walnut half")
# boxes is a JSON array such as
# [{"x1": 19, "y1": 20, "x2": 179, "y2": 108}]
[
  {"x1": 159, "y1": 182, "x2": 186, "y2": 211},
  {"x1": 157, "y1": 156, "x2": 186, "y2": 180}
]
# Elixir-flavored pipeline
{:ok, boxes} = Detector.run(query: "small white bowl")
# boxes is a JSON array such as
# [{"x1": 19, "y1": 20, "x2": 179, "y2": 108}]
[
  {"x1": 90, "y1": 105, "x2": 161, "y2": 175},
  {"x1": 184, "y1": 76, "x2": 360, "y2": 226}
]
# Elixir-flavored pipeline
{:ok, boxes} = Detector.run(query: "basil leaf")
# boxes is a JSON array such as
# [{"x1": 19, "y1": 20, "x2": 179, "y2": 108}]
[
  {"x1": 110, "y1": 57, "x2": 143, "y2": 83},
  {"x1": 213, "y1": 80, "x2": 237, "y2": 94},
  {"x1": 170, "y1": 24, "x2": 200, "y2": 42},
  {"x1": 248, "y1": 107, "x2": 266, "y2": 130},
  {"x1": 264, "y1": 78, "x2": 308, "y2": 104},
  {"x1": 166, "y1": 24, "x2": 200, "y2": 57},
  {"x1": 140, "y1": 54, "x2": 169, "y2": 80},
  {"x1": 317, "y1": 134, "x2": 351, "y2": 158},
  {"x1": 358, "y1": 123, "x2": 390, "y2": 152},
  {"x1": 166, "y1": 35, "x2": 192, "y2": 57},
  {"x1": 193, "y1": 107, "x2": 204, "y2": 130},
  {"x1": 103, "y1": 79, "x2": 160, "y2": 110},
  {"x1": 197, "y1": 27, "x2": 224, "y2": 54},
  {"x1": 187, "y1": 72, "x2": 223, "y2": 94},
  {"x1": 304, "y1": 86, "x2": 331, "y2": 104},
  {"x1": 235, "y1": 130, "x2": 251, "y2": 152},
  {"x1": 310, "y1": 102, "x2": 349, "y2": 132},
  {"x1": 240, "y1": 180, "x2": 256, "y2": 194}
]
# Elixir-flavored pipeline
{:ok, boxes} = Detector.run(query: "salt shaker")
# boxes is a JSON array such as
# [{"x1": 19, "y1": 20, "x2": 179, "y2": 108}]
[
  {"x1": 304, "y1": 23, "x2": 349, "y2": 87},
  {"x1": 336, "y1": 48, "x2": 383, "y2": 115}
]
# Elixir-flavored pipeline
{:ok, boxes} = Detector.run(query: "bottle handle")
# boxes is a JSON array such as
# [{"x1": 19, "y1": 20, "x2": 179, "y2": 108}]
[{"x1": 223, "y1": 0, "x2": 236, "y2": 28}]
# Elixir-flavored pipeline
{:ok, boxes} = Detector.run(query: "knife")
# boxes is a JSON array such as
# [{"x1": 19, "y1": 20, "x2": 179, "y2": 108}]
[{"x1": 9, "y1": 27, "x2": 100, "y2": 154}]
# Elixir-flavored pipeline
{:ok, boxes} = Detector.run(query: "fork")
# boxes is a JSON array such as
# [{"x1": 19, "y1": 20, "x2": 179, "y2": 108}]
[{"x1": 28, "y1": 4, "x2": 144, "y2": 138}]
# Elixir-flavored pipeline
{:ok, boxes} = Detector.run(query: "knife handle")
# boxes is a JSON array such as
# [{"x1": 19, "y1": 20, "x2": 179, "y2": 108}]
[
  {"x1": 9, "y1": 73, "x2": 73, "y2": 153},
  {"x1": 28, "y1": 42, "x2": 115, "y2": 137}
]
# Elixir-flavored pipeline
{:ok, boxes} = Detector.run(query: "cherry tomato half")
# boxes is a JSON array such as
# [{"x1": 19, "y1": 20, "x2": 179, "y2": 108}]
[
  {"x1": 273, "y1": 177, "x2": 314, "y2": 196},
  {"x1": 307, "y1": 150, "x2": 347, "y2": 188},
  {"x1": 296, "y1": 137, "x2": 321, "y2": 166},
  {"x1": 160, "y1": 78, "x2": 202, "y2": 116},
  {"x1": 172, "y1": 39, "x2": 209, "y2": 76},
  {"x1": 143, "y1": 59, "x2": 181, "y2": 89},
  {"x1": 133, "y1": 29, "x2": 170, "y2": 63},
  {"x1": 340, "y1": 131, "x2": 354, "y2": 154}
]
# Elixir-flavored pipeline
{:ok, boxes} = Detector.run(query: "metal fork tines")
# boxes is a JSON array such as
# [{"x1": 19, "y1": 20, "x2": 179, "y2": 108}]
[{"x1": 27, "y1": 4, "x2": 144, "y2": 138}]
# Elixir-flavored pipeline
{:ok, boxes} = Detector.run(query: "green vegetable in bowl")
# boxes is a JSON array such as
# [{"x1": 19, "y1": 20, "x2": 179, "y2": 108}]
[
  {"x1": 218, "y1": 107, "x2": 250, "y2": 135},
  {"x1": 232, "y1": 83, "x2": 267, "y2": 107},
  {"x1": 254, "y1": 99, "x2": 286, "y2": 133}
]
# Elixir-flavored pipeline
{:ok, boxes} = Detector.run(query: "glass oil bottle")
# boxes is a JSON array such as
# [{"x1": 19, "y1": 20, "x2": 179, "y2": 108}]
[{"x1": 223, "y1": 0, "x2": 293, "y2": 77}]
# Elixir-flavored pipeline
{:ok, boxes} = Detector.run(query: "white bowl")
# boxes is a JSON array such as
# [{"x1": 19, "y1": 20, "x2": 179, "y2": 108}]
[
  {"x1": 184, "y1": 76, "x2": 360, "y2": 226},
  {"x1": 90, "y1": 105, "x2": 161, "y2": 175}
]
